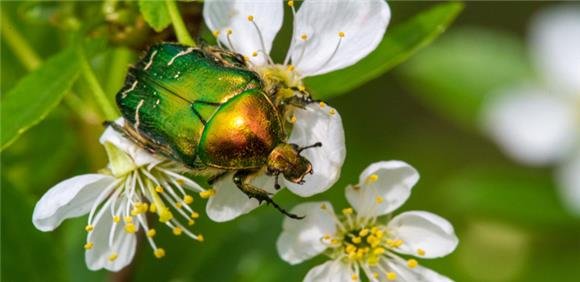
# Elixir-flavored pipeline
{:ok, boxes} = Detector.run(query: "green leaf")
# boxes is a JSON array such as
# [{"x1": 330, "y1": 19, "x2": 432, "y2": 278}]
[
  {"x1": 399, "y1": 27, "x2": 534, "y2": 129},
  {"x1": 139, "y1": 0, "x2": 171, "y2": 32},
  {"x1": 1, "y1": 47, "x2": 80, "y2": 151},
  {"x1": 0, "y1": 185, "x2": 67, "y2": 282},
  {"x1": 306, "y1": 2, "x2": 463, "y2": 99}
]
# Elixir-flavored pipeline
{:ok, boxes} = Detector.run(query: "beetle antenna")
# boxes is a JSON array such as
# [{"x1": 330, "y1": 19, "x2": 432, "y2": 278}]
[{"x1": 298, "y1": 142, "x2": 322, "y2": 153}]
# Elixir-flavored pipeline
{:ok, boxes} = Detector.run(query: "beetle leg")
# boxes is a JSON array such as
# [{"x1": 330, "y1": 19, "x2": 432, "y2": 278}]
[
  {"x1": 233, "y1": 170, "x2": 304, "y2": 219},
  {"x1": 274, "y1": 174, "x2": 281, "y2": 190}
]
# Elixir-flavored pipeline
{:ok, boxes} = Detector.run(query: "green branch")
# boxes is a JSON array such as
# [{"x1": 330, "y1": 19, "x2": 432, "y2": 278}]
[
  {"x1": 0, "y1": 10, "x2": 42, "y2": 70},
  {"x1": 165, "y1": 0, "x2": 195, "y2": 46}
]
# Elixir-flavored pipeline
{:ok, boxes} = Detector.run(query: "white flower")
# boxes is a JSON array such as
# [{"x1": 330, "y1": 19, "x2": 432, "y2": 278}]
[
  {"x1": 202, "y1": 0, "x2": 390, "y2": 222},
  {"x1": 277, "y1": 161, "x2": 458, "y2": 282},
  {"x1": 32, "y1": 119, "x2": 207, "y2": 272},
  {"x1": 482, "y1": 5, "x2": 580, "y2": 215}
]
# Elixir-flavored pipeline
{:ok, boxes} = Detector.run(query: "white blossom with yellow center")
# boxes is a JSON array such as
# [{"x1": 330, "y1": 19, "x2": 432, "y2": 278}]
[
  {"x1": 277, "y1": 161, "x2": 459, "y2": 281},
  {"x1": 32, "y1": 119, "x2": 206, "y2": 272},
  {"x1": 201, "y1": 0, "x2": 390, "y2": 222},
  {"x1": 482, "y1": 5, "x2": 580, "y2": 215}
]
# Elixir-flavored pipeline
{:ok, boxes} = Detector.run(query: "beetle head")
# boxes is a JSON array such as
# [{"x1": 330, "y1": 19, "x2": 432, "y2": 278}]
[{"x1": 267, "y1": 142, "x2": 322, "y2": 184}]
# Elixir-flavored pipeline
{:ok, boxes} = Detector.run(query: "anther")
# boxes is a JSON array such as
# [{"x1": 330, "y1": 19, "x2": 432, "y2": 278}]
[
  {"x1": 85, "y1": 225, "x2": 94, "y2": 232},
  {"x1": 84, "y1": 242, "x2": 94, "y2": 250},
  {"x1": 319, "y1": 101, "x2": 326, "y2": 108},
  {"x1": 212, "y1": 30, "x2": 220, "y2": 37},
  {"x1": 373, "y1": 247, "x2": 385, "y2": 255},
  {"x1": 342, "y1": 208, "x2": 353, "y2": 215},
  {"x1": 338, "y1": 31, "x2": 345, "y2": 38},
  {"x1": 287, "y1": 64, "x2": 295, "y2": 71},
  {"x1": 417, "y1": 248, "x2": 426, "y2": 256},
  {"x1": 183, "y1": 195, "x2": 193, "y2": 204},
  {"x1": 154, "y1": 248, "x2": 166, "y2": 259},
  {"x1": 188, "y1": 219, "x2": 195, "y2": 226},
  {"x1": 287, "y1": 0, "x2": 294, "y2": 7},
  {"x1": 113, "y1": 215, "x2": 120, "y2": 223},
  {"x1": 190, "y1": 211, "x2": 200, "y2": 219},
  {"x1": 196, "y1": 234, "x2": 205, "y2": 242},
  {"x1": 375, "y1": 196, "x2": 384, "y2": 204},
  {"x1": 366, "y1": 174, "x2": 379, "y2": 184},
  {"x1": 351, "y1": 274, "x2": 358, "y2": 281},
  {"x1": 155, "y1": 186, "x2": 164, "y2": 193},
  {"x1": 407, "y1": 259, "x2": 418, "y2": 269},
  {"x1": 199, "y1": 189, "x2": 215, "y2": 199},
  {"x1": 290, "y1": 115, "x2": 297, "y2": 124},
  {"x1": 147, "y1": 229, "x2": 157, "y2": 237},
  {"x1": 359, "y1": 229, "x2": 369, "y2": 237},
  {"x1": 320, "y1": 203, "x2": 327, "y2": 210},
  {"x1": 159, "y1": 208, "x2": 173, "y2": 223},
  {"x1": 124, "y1": 216, "x2": 133, "y2": 223},
  {"x1": 352, "y1": 236, "x2": 362, "y2": 244},
  {"x1": 386, "y1": 272, "x2": 397, "y2": 281},
  {"x1": 108, "y1": 252, "x2": 118, "y2": 262},
  {"x1": 124, "y1": 223, "x2": 137, "y2": 233},
  {"x1": 247, "y1": 15, "x2": 254, "y2": 22},
  {"x1": 300, "y1": 33, "x2": 308, "y2": 41},
  {"x1": 175, "y1": 202, "x2": 183, "y2": 209},
  {"x1": 373, "y1": 272, "x2": 380, "y2": 279},
  {"x1": 173, "y1": 227, "x2": 183, "y2": 236},
  {"x1": 149, "y1": 203, "x2": 157, "y2": 213},
  {"x1": 227, "y1": 29, "x2": 233, "y2": 35},
  {"x1": 329, "y1": 109, "x2": 336, "y2": 116}
]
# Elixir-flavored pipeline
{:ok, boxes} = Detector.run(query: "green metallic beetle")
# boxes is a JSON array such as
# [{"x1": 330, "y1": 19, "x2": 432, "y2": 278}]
[{"x1": 112, "y1": 43, "x2": 321, "y2": 218}]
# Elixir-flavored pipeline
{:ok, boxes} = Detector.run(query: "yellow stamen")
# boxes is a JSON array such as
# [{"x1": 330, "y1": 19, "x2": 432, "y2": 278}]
[
  {"x1": 359, "y1": 228, "x2": 369, "y2": 237},
  {"x1": 290, "y1": 115, "x2": 297, "y2": 124},
  {"x1": 212, "y1": 30, "x2": 220, "y2": 37},
  {"x1": 84, "y1": 242, "x2": 93, "y2": 250},
  {"x1": 247, "y1": 15, "x2": 254, "y2": 22},
  {"x1": 175, "y1": 202, "x2": 182, "y2": 209},
  {"x1": 387, "y1": 272, "x2": 397, "y2": 281},
  {"x1": 366, "y1": 174, "x2": 379, "y2": 184},
  {"x1": 183, "y1": 195, "x2": 193, "y2": 205},
  {"x1": 200, "y1": 189, "x2": 215, "y2": 199},
  {"x1": 351, "y1": 274, "x2": 358, "y2": 281},
  {"x1": 108, "y1": 252, "x2": 118, "y2": 262},
  {"x1": 155, "y1": 185, "x2": 164, "y2": 193},
  {"x1": 338, "y1": 31, "x2": 345, "y2": 38},
  {"x1": 252, "y1": 51, "x2": 258, "y2": 57},
  {"x1": 407, "y1": 259, "x2": 418, "y2": 269},
  {"x1": 113, "y1": 215, "x2": 120, "y2": 223},
  {"x1": 319, "y1": 101, "x2": 327, "y2": 108},
  {"x1": 85, "y1": 225, "x2": 94, "y2": 232},
  {"x1": 320, "y1": 203, "x2": 327, "y2": 210},
  {"x1": 190, "y1": 211, "x2": 200, "y2": 219},
  {"x1": 417, "y1": 248, "x2": 426, "y2": 256},
  {"x1": 300, "y1": 33, "x2": 308, "y2": 41},
  {"x1": 373, "y1": 272, "x2": 380, "y2": 279},
  {"x1": 188, "y1": 219, "x2": 195, "y2": 226},
  {"x1": 227, "y1": 29, "x2": 233, "y2": 35},
  {"x1": 124, "y1": 223, "x2": 136, "y2": 234},
  {"x1": 149, "y1": 203, "x2": 157, "y2": 213},
  {"x1": 329, "y1": 108, "x2": 336, "y2": 115},
  {"x1": 159, "y1": 208, "x2": 173, "y2": 223},
  {"x1": 342, "y1": 208, "x2": 353, "y2": 215},
  {"x1": 352, "y1": 236, "x2": 362, "y2": 244},
  {"x1": 154, "y1": 248, "x2": 165, "y2": 259},
  {"x1": 196, "y1": 234, "x2": 205, "y2": 242},
  {"x1": 287, "y1": 0, "x2": 294, "y2": 7},
  {"x1": 375, "y1": 196, "x2": 384, "y2": 204},
  {"x1": 124, "y1": 216, "x2": 133, "y2": 223},
  {"x1": 173, "y1": 227, "x2": 183, "y2": 236},
  {"x1": 147, "y1": 229, "x2": 156, "y2": 238},
  {"x1": 373, "y1": 247, "x2": 385, "y2": 255},
  {"x1": 287, "y1": 65, "x2": 295, "y2": 71}
]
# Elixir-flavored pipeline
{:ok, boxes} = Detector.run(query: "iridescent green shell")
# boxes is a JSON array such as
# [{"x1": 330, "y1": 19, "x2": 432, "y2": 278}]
[{"x1": 116, "y1": 43, "x2": 285, "y2": 169}]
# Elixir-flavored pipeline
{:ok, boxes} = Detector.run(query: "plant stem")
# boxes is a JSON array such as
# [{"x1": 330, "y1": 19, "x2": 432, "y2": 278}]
[
  {"x1": 165, "y1": 0, "x2": 196, "y2": 46},
  {"x1": 0, "y1": 10, "x2": 42, "y2": 70},
  {"x1": 77, "y1": 47, "x2": 119, "y2": 121}
]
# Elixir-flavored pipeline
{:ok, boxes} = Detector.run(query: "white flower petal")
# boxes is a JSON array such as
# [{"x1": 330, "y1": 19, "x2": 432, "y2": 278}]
[
  {"x1": 85, "y1": 199, "x2": 137, "y2": 272},
  {"x1": 387, "y1": 259, "x2": 454, "y2": 282},
  {"x1": 203, "y1": 0, "x2": 283, "y2": 65},
  {"x1": 482, "y1": 87, "x2": 577, "y2": 165},
  {"x1": 290, "y1": 0, "x2": 390, "y2": 77},
  {"x1": 530, "y1": 5, "x2": 580, "y2": 95},
  {"x1": 388, "y1": 211, "x2": 458, "y2": 259},
  {"x1": 285, "y1": 103, "x2": 346, "y2": 197},
  {"x1": 206, "y1": 172, "x2": 275, "y2": 222},
  {"x1": 346, "y1": 161, "x2": 419, "y2": 218},
  {"x1": 304, "y1": 260, "x2": 355, "y2": 282},
  {"x1": 556, "y1": 152, "x2": 580, "y2": 216},
  {"x1": 100, "y1": 118, "x2": 162, "y2": 167},
  {"x1": 277, "y1": 201, "x2": 337, "y2": 265},
  {"x1": 32, "y1": 174, "x2": 115, "y2": 232}
]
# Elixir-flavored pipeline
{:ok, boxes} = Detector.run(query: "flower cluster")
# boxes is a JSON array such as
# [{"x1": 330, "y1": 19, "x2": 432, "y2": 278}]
[
  {"x1": 482, "y1": 5, "x2": 580, "y2": 214},
  {"x1": 277, "y1": 161, "x2": 458, "y2": 281}
]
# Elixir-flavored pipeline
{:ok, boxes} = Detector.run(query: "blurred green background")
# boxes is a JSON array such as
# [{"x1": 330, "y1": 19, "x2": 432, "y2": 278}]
[{"x1": 2, "y1": 1, "x2": 579, "y2": 282}]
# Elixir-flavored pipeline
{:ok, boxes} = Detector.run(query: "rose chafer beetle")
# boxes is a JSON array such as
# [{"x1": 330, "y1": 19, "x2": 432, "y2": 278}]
[{"x1": 112, "y1": 43, "x2": 322, "y2": 218}]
